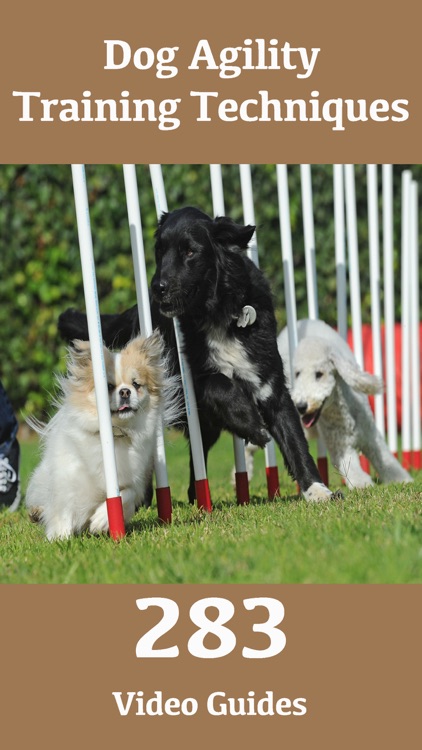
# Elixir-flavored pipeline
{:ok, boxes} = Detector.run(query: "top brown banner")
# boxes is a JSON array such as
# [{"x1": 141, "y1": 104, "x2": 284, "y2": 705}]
[{"x1": 1, "y1": 0, "x2": 421, "y2": 163}]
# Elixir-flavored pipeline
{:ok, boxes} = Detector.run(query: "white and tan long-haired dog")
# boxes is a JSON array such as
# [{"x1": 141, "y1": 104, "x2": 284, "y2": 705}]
[
  {"x1": 26, "y1": 332, "x2": 180, "y2": 540},
  {"x1": 244, "y1": 319, "x2": 412, "y2": 490}
]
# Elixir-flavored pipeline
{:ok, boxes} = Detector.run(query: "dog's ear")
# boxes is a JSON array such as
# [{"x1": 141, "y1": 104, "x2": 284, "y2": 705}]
[
  {"x1": 142, "y1": 329, "x2": 164, "y2": 366},
  {"x1": 66, "y1": 339, "x2": 94, "y2": 381},
  {"x1": 210, "y1": 216, "x2": 255, "y2": 250},
  {"x1": 70, "y1": 339, "x2": 92, "y2": 363},
  {"x1": 156, "y1": 211, "x2": 170, "y2": 230},
  {"x1": 125, "y1": 331, "x2": 165, "y2": 397},
  {"x1": 126, "y1": 330, "x2": 164, "y2": 367},
  {"x1": 330, "y1": 348, "x2": 384, "y2": 394}
]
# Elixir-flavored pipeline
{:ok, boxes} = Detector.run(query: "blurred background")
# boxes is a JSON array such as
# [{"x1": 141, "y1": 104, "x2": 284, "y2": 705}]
[{"x1": 1, "y1": 163, "x2": 420, "y2": 418}]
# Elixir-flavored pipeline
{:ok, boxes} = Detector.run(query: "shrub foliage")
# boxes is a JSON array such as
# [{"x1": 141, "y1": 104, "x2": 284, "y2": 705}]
[{"x1": 0, "y1": 164, "x2": 419, "y2": 415}]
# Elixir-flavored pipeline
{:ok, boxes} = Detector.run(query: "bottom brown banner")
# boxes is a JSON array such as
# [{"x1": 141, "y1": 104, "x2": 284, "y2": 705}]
[{"x1": 1, "y1": 584, "x2": 420, "y2": 748}]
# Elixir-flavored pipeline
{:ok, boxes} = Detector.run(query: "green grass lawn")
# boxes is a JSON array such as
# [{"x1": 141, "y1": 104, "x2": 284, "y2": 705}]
[{"x1": 1, "y1": 431, "x2": 421, "y2": 584}]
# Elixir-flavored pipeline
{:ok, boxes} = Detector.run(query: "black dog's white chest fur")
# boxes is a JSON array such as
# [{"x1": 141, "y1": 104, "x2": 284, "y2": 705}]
[
  {"x1": 205, "y1": 326, "x2": 273, "y2": 403},
  {"x1": 206, "y1": 326, "x2": 258, "y2": 383}
]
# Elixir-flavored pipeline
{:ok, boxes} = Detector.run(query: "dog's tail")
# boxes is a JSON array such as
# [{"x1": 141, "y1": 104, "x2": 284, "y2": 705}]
[
  {"x1": 162, "y1": 373, "x2": 185, "y2": 428},
  {"x1": 58, "y1": 306, "x2": 139, "y2": 349},
  {"x1": 160, "y1": 344, "x2": 186, "y2": 428},
  {"x1": 25, "y1": 415, "x2": 47, "y2": 436},
  {"x1": 25, "y1": 411, "x2": 63, "y2": 444}
]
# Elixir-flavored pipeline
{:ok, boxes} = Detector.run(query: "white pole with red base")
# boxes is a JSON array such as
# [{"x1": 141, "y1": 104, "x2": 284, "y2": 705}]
[
  {"x1": 410, "y1": 179, "x2": 421, "y2": 470},
  {"x1": 401, "y1": 169, "x2": 412, "y2": 470},
  {"x1": 210, "y1": 164, "x2": 250, "y2": 506},
  {"x1": 276, "y1": 165, "x2": 301, "y2": 493},
  {"x1": 300, "y1": 164, "x2": 328, "y2": 485},
  {"x1": 239, "y1": 163, "x2": 280, "y2": 499},
  {"x1": 123, "y1": 164, "x2": 173, "y2": 523},
  {"x1": 367, "y1": 164, "x2": 385, "y2": 437},
  {"x1": 149, "y1": 164, "x2": 212, "y2": 511},
  {"x1": 344, "y1": 164, "x2": 370, "y2": 475},
  {"x1": 71, "y1": 164, "x2": 125, "y2": 540},
  {"x1": 382, "y1": 165, "x2": 399, "y2": 457}
]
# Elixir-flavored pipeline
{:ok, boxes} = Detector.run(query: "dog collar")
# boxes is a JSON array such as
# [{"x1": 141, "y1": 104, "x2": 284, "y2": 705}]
[{"x1": 236, "y1": 305, "x2": 257, "y2": 328}]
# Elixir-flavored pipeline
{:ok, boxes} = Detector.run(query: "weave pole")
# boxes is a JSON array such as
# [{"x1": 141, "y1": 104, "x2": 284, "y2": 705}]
[
  {"x1": 300, "y1": 165, "x2": 319, "y2": 319},
  {"x1": 276, "y1": 165, "x2": 306, "y2": 495},
  {"x1": 382, "y1": 165, "x2": 399, "y2": 456},
  {"x1": 276, "y1": 165, "x2": 298, "y2": 363},
  {"x1": 344, "y1": 165, "x2": 364, "y2": 369},
  {"x1": 367, "y1": 165, "x2": 385, "y2": 437},
  {"x1": 149, "y1": 164, "x2": 212, "y2": 511},
  {"x1": 300, "y1": 164, "x2": 328, "y2": 485},
  {"x1": 71, "y1": 165, "x2": 125, "y2": 540},
  {"x1": 277, "y1": 165, "x2": 303, "y2": 494},
  {"x1": 122, "y1": 164, "x2": 172, "y2": 523},
  {"x1": 239, "y1": 164, "x2": 280, "y2": 499},
  {"x1": 401, "y1": 170, "x2": 412, "y2": 469},
  {"x1": 333, "y1": 165, "x2": 348, "y2": 341},
  {"x1": 410, "y1": 179, "x2": 421, "y2": 469},
  {"x1": 344, "y1": 165, "x2": 370, "y2": 474},
  {"x1": 210, "y1": 164, "x2": 250, "y2": 505}
]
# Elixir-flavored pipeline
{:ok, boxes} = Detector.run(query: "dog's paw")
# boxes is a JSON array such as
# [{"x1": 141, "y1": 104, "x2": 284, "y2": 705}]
[
  {"x1": 89, "y1": 502, "x2": 110, "y2": 535},
  {"x1": 303, "y1": 482, "x2": 340, "y2": 503},
  {"x1": 28, "y1": 506, "x2": 43, "y2": 524},
  {"x1": 246, "y1": 427, "x2": 271, "y2": 449},
  {"x1": 45, "y1": 520, "x2": 74, "y2": 541}
]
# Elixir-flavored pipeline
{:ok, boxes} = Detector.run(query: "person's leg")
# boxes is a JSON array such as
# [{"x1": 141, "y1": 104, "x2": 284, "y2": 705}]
[{"x1": 0, "y1": 380, "x2": 20, "y2": 510}]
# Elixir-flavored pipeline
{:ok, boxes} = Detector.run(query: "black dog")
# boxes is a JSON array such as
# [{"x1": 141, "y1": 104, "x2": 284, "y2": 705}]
[{"x1": 59, "y1": 206, "x2": 335, "y2": 503}]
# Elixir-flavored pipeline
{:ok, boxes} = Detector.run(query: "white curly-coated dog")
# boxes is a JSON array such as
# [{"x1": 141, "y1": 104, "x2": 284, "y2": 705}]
[{"x1": 244, "y1": 319, "x2": 412, "y2": 490}]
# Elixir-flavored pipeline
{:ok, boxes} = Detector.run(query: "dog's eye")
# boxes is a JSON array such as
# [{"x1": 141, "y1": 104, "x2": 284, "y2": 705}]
[
  {"x1": 295, "y1": 371, "x2": 301, "y2": 379},
  {"x1": 107, "y1": 383, "x2": 114, "y2": 393},
  {"x1": 132, "y1": 381, "x2": 141, "y2": 391},
  {"x1": 315, "y1": 371, "x2": 323, "y2": 380},
  {"x1": 180, "y1": 242, "x2": 194, "y2": 258}
]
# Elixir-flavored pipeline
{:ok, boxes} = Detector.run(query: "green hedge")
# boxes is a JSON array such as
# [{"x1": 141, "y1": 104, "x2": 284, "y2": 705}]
[{"x1": 0, "y1": 164, "x2": 419, "y2": 416}]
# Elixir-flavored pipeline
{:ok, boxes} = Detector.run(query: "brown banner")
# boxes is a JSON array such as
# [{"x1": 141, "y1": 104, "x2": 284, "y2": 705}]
[
  {"x1": 1, "y1": 0, "x2": 421, "y2": 163},
  {"x1": 1, "y1": 584, "x2": 420, "y2": 749}
]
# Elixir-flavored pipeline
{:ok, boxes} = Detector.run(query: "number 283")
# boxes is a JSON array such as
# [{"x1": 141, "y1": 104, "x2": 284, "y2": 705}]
[{"x1": 135, "y1": 596, "x2": 286, "y2": 659}]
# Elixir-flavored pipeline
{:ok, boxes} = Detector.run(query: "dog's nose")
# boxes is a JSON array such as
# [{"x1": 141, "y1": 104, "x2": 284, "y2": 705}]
[
  {"x1": 296, "y1": 401, "x2": 308, "y2": 415},
  {"x1": 151, "y1": 277, "x2": 168, "y2": 298},
  {"x1": 119, "y1": 387, "x2": 131, "y2": 401}
]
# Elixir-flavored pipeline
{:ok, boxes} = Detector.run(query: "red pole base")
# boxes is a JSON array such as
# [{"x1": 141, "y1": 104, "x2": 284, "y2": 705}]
[
  {"x1": 402, "y1": 450, "x2": 412, "y2": 470},
  {"x1": 106, "y1": 496, "x2": 125, "y2": 540},
  {"x1": 235, "y1": 471, "x2": 250, "y2": 505},
  {"x1": 266, "y1": 465, "x2": 280, "y2": 499},
  {"x1": 360, "y1": 456, "x2": 371, "y2": 474},
  {"x1": 412, "y1": 451, "x2": 421, "y2": 470},
  {"x1": 195, "y1": 478, "x2": 212, "y2": 512},
  {"x1": 317, "y1": 456, "x2": 329, "y2": 486},
  {"x1": 156, "y1": 485, "x2": 172, "y2": 524}
]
